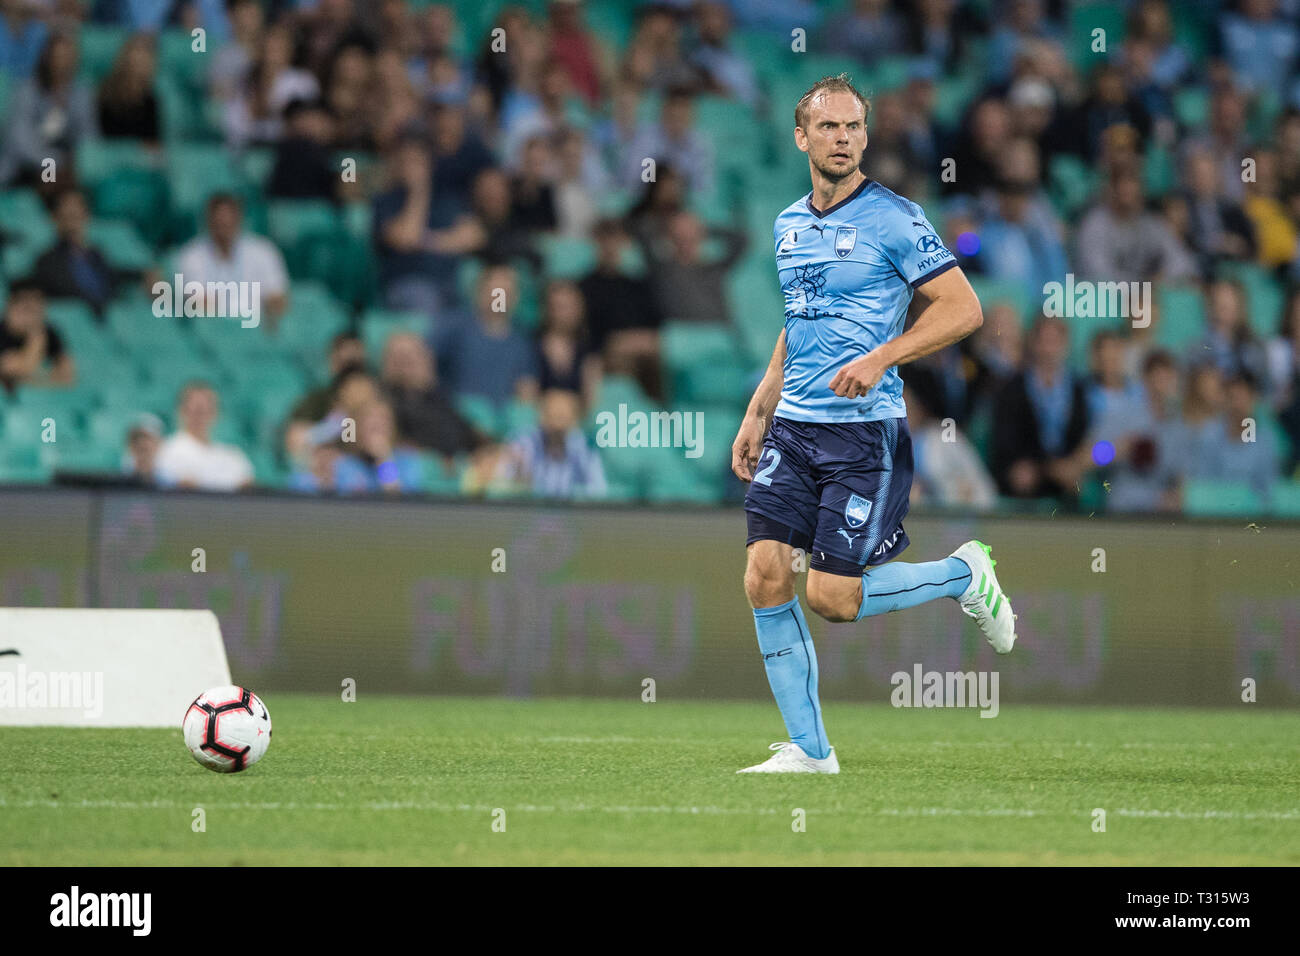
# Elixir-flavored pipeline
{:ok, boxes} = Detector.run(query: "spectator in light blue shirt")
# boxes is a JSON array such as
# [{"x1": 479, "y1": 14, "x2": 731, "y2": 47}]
[
  {"x1": 0, "y1": 32, "x2": 97, "y2": 186},
  {"x1": 1086, "y1": 329, "x2": 1146, "y2": 424},
  {"x1": 975, "y1": 137, "x2": 1069, "y2": 306},
  {"x1": 441, "y1": 263, "x2": 539, "y2": 407},
  {"x1": 493, "y1": 389, "x2": 606, "y2": 500},
  {"x1": 689, "y1": 1, "x2": 761, "y2": 108},
  {"x1": 1218, "y1": 0, "x2": 1298, "y2": 97},
  {"x1": 0, "y1": 2, "x2": 47, "y2": 78},
  {"x1": 1212, "y1": 372, "x2": 1281, "y2": 501}
]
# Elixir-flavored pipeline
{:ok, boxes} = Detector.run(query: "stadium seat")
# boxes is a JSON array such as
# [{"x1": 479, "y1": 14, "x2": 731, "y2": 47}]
[
  {"x1": 1268, "y1": 481, "x2": 1300, "y2": 518},
  {"x1": 1183, "y1": 479, "x2": 1263, "y2": 518},
  {"x1": 1174, "y1": 87, "x2": 1209, "y2": 129},
  {"x1": 415, "y1": 452, "x2": 464, "y2": 496},
  {"x1": 86, "y1": 219, "x2": 155, "y2": 272},
  {"x1": 361, "y1": 309, "x2": 428, "y2": 362},
  {"x1": 1155, "y1": 284, "x2": 1207, "y2": 351},
  {"x1": 1067, "y1": 2, "x2": 1126, "y2": 67},
  {"x1": 91, "y1": 167, "x2": 171, "y2": 248},
  {"x1": 966, "y1": 277, "x2": 1035, "y2": 325},
  {"x1": 0, "y1": 190, "x2": 55, "y2": 274},
  {"x1": 267, "y1": 200, "x2": 342, "y2": 250},
  {"x1": 1048, "y1": 154, "x2": 1097, "y2": 219},
  {"x1": 77, "y1": 26, "x2": 129, "y2": 84},
  {"x1": 454, "y1": 394, "x2": 503, "y2": 438},
  {"x1": 502, "y1": 399, "x2": 539, "y2": 438},
  {"x1": 1216, "y1": 262, "x2": 1285, "y2": 339},
  {"x1": 165, "y1": 144, "x2": 250, "y2": 239},
  {"x1": 76, "y1": 138, "x2": 159, "y2": 188},
  {"x1": 538, "y1": 235, "x2": 596, "y2": 279},
  {"x1": 157, "y1": 29, "x2": 212, "y2": 95}
]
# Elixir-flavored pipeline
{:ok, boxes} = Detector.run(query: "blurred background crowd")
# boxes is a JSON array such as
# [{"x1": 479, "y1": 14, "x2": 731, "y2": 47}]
[{"x1": 2, "y1": 0, "x2": 1300, "y2": 517}]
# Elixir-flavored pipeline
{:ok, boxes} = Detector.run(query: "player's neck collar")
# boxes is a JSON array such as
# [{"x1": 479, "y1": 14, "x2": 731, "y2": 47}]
[{"x1": 806, "y1": 176, "x2": 873, "y2": 219}]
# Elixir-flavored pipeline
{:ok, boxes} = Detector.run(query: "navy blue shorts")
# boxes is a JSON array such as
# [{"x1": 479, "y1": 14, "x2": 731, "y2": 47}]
[{"x1": 744, "y1": 416, "x2": 912, "y2": 577}]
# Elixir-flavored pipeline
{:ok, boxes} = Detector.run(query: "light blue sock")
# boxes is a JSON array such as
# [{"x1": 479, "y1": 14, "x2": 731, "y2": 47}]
[
  {"x1": 751, "y1": 597, "x2": 828, "y2": 760},
  {"x1": 856, "y1": 557, "x2": 972, "y2": 620}
]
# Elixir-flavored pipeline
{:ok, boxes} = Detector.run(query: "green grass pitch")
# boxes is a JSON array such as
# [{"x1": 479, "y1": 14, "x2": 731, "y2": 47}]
[{"x1": 3, "y1": 695, "x2": 1298, "y2": 865}]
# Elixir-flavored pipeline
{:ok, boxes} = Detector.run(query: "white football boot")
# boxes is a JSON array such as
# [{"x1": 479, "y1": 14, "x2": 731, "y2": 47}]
[
  {"x1": 951, "y1": 539, "x2": 1017, "y2": 654},
  {"x1": 737, "y1": 742, "x2": 840, "y2": 774}
]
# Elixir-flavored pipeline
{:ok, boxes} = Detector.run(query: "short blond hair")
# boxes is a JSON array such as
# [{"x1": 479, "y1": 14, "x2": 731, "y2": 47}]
[{"x1": 794, "y1": 73, "x2": 871, "y2": 131}]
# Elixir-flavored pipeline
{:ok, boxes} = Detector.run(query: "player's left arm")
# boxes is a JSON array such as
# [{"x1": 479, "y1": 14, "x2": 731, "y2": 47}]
[{"x1": 828, "y1": 267, "x2": 982, "y2": 399}]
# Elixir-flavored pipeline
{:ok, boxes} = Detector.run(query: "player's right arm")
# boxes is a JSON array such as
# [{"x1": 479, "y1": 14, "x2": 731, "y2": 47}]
[{"x1": 731, "y1": 329, "x2": 786, "y2": 482}]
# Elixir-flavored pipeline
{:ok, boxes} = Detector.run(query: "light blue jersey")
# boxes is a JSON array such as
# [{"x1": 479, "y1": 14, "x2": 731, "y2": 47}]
[{"x1": 773, "y1": 178, "x2": 956, "y2": 423}]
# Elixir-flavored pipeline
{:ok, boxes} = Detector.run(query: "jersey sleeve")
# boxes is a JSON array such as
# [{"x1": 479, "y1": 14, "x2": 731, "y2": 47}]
[{"x1": 875, "y1": 199, "x2": 957, "y2": 288}]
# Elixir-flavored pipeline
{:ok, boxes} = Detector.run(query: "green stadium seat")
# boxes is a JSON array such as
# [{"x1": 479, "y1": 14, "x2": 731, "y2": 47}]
[
  {"x1": 0, "y1": 190, "x2": 56, "y2": 267},
  {"x1": 967, "y1": 277, "x2": 1036, "y2": 325},
  {"x1": 1155, "y1": 284, "x2": 1207, "y2": 350},
  {"x1": 361, "y1": 309, "x2": 428, "y2": 362},
  {"x1": 222, "y1": 354, "x2": 309, "y2": 395},
  {"x1": 1142, "y1": 145, "x2": 1176, "y2": 198},
  {"x1": 157, "y1": 29, "x2": 211, "y2": 94},
  {"x1": 1067, "y1": 2, "x2": 1126, "y2": 67},
  {"x1": 1183, "y1": 479, "x2": 1263, "y2": 518},
  {"x1": 77, "y1": 26, "x2": 129, "y2": 84},
  {"x1": 87, "y1": 219, "x2": 155, "y2": 271},
  {"x1": 538, "y1": 235, "x2": 596, "y2": 279},
  {"x1": 1174, "y1": 87, "x2": 1209, "y2": 129},
  {"x1": 1048, "y1": 154, "x2": 1098, "y2": 219},
  {"x1": 50, "y1": 440, "x2": 120, "y2": 474},
  {"x1": 247, "y1": 447, "x2": 286, "y2": 489},
  {"x1": 1216, "y1": 262, "x2": 1285, "y2": 339},
  {"x1": 454, "y1": 394, "x2": 503, "y2": 438},
  {"x1": 106, "y1": 295, "x2": 201, "y2": 350},
  {"x1": 661, "y1": 321, "x2": 745, "y2": 370},
  {"x1": 267, "y1": 200, "x2": 341, "y2": 250},
  {"x1": 91, "y1": 167, "x2": 171, "y2": 247},
  {"x1": 87, "y1": 407, "x2": 147, "y2": 448},
  {"x1": 502, "y1": 399, "x2": 538, "y2": 438},
  {"x1": 165, "y1": 144, "x2": 248, "y2": 237},
  {"x1": 933, "y1": 68, "x2": 981, "y2": 129},
  {"x1": 643, "y1": 453, "x2": 722, "y2": 505},
  {"x1": 240, "y1": 148, "x2": 276, "y2": 188},
  {"x1": 288, "y1": 231, "x2": 376, "y2": 308},
  {"x1": 3, "y1": 405, "x2": 84, "y2": 446},
  {"x1": 157, "y1": 73, "x2": 215, "y2": 143},
  {"x1": 1268, "y1": 481, "x2": 1300, "y2": 518},
  {"x1": 76, "y1": 138, "x2": 160, "y2": 188},
  {"x1": 415, "y1": 452, "x2": 464, "y2": 496}
]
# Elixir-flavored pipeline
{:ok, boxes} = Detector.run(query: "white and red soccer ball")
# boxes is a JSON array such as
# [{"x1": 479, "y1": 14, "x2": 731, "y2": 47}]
[{"x1": 183, "y1": 686, "x2": 272, "y2": 773}]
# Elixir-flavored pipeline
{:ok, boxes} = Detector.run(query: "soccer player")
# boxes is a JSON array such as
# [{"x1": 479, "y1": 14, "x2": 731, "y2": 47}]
[{"x1": 731, "y1": 75, "x2": 1016, "y2": 774}]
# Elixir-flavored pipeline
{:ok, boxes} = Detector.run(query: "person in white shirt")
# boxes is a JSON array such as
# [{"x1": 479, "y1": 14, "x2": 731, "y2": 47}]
[
  {"x1": 155, "y1": 382, "x2": 255, "y2": 492},
  {"x1": 905, "y1": 384, "x2": 998, "y2": 511},
  {"x1": 176, "y1": 193, "x2": 289, "y2": 322}
]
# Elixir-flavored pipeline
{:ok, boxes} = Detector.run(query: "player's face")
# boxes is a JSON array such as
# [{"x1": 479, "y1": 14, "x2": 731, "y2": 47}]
[{"x1": 796, "y1": 91, "x2": 867, "y2": 182}]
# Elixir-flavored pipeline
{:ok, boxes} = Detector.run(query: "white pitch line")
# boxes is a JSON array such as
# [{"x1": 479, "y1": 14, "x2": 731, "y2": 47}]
[{"x1": 0, "y1": 798, "x2": 1295, "y2": 821}]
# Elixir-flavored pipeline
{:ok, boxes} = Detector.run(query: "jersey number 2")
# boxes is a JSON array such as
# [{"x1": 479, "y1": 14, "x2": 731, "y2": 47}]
[{"x1": 753, "y1": 448, "x2": 782, "y2": 485}]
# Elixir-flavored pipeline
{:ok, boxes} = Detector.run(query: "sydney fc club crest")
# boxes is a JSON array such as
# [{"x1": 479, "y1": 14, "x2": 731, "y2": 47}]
[
  {"x1": 845, "y1": 493, "x2": 871, "y2": 527},
  {"x1": 834, "y1": 226, "x2": 857, "y2": 259}
]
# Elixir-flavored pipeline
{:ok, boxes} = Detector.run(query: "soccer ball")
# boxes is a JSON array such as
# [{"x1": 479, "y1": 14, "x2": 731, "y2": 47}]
[{"x1": 183, "y1": 686, "x2": 272, "y2": 773}]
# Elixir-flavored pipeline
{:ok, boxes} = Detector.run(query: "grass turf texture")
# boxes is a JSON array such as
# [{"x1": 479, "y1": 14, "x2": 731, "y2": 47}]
[{"x1": 2, "y1": 695, "x2": 1298, "y2": 865}]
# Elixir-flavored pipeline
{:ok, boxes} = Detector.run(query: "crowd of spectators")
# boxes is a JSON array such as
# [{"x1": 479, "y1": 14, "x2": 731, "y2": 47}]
[{"x1": 2, "y1": 0, "x2": 1300, "y2": 513}]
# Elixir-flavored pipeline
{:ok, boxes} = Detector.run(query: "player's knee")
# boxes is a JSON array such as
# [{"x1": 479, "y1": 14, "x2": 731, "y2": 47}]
[
  {"x1": 744, "y1": 549, "x2": 794, "y2": 608},
  {"x1": 805, "y1": 573, "x2": 860, "y2": 623}
]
